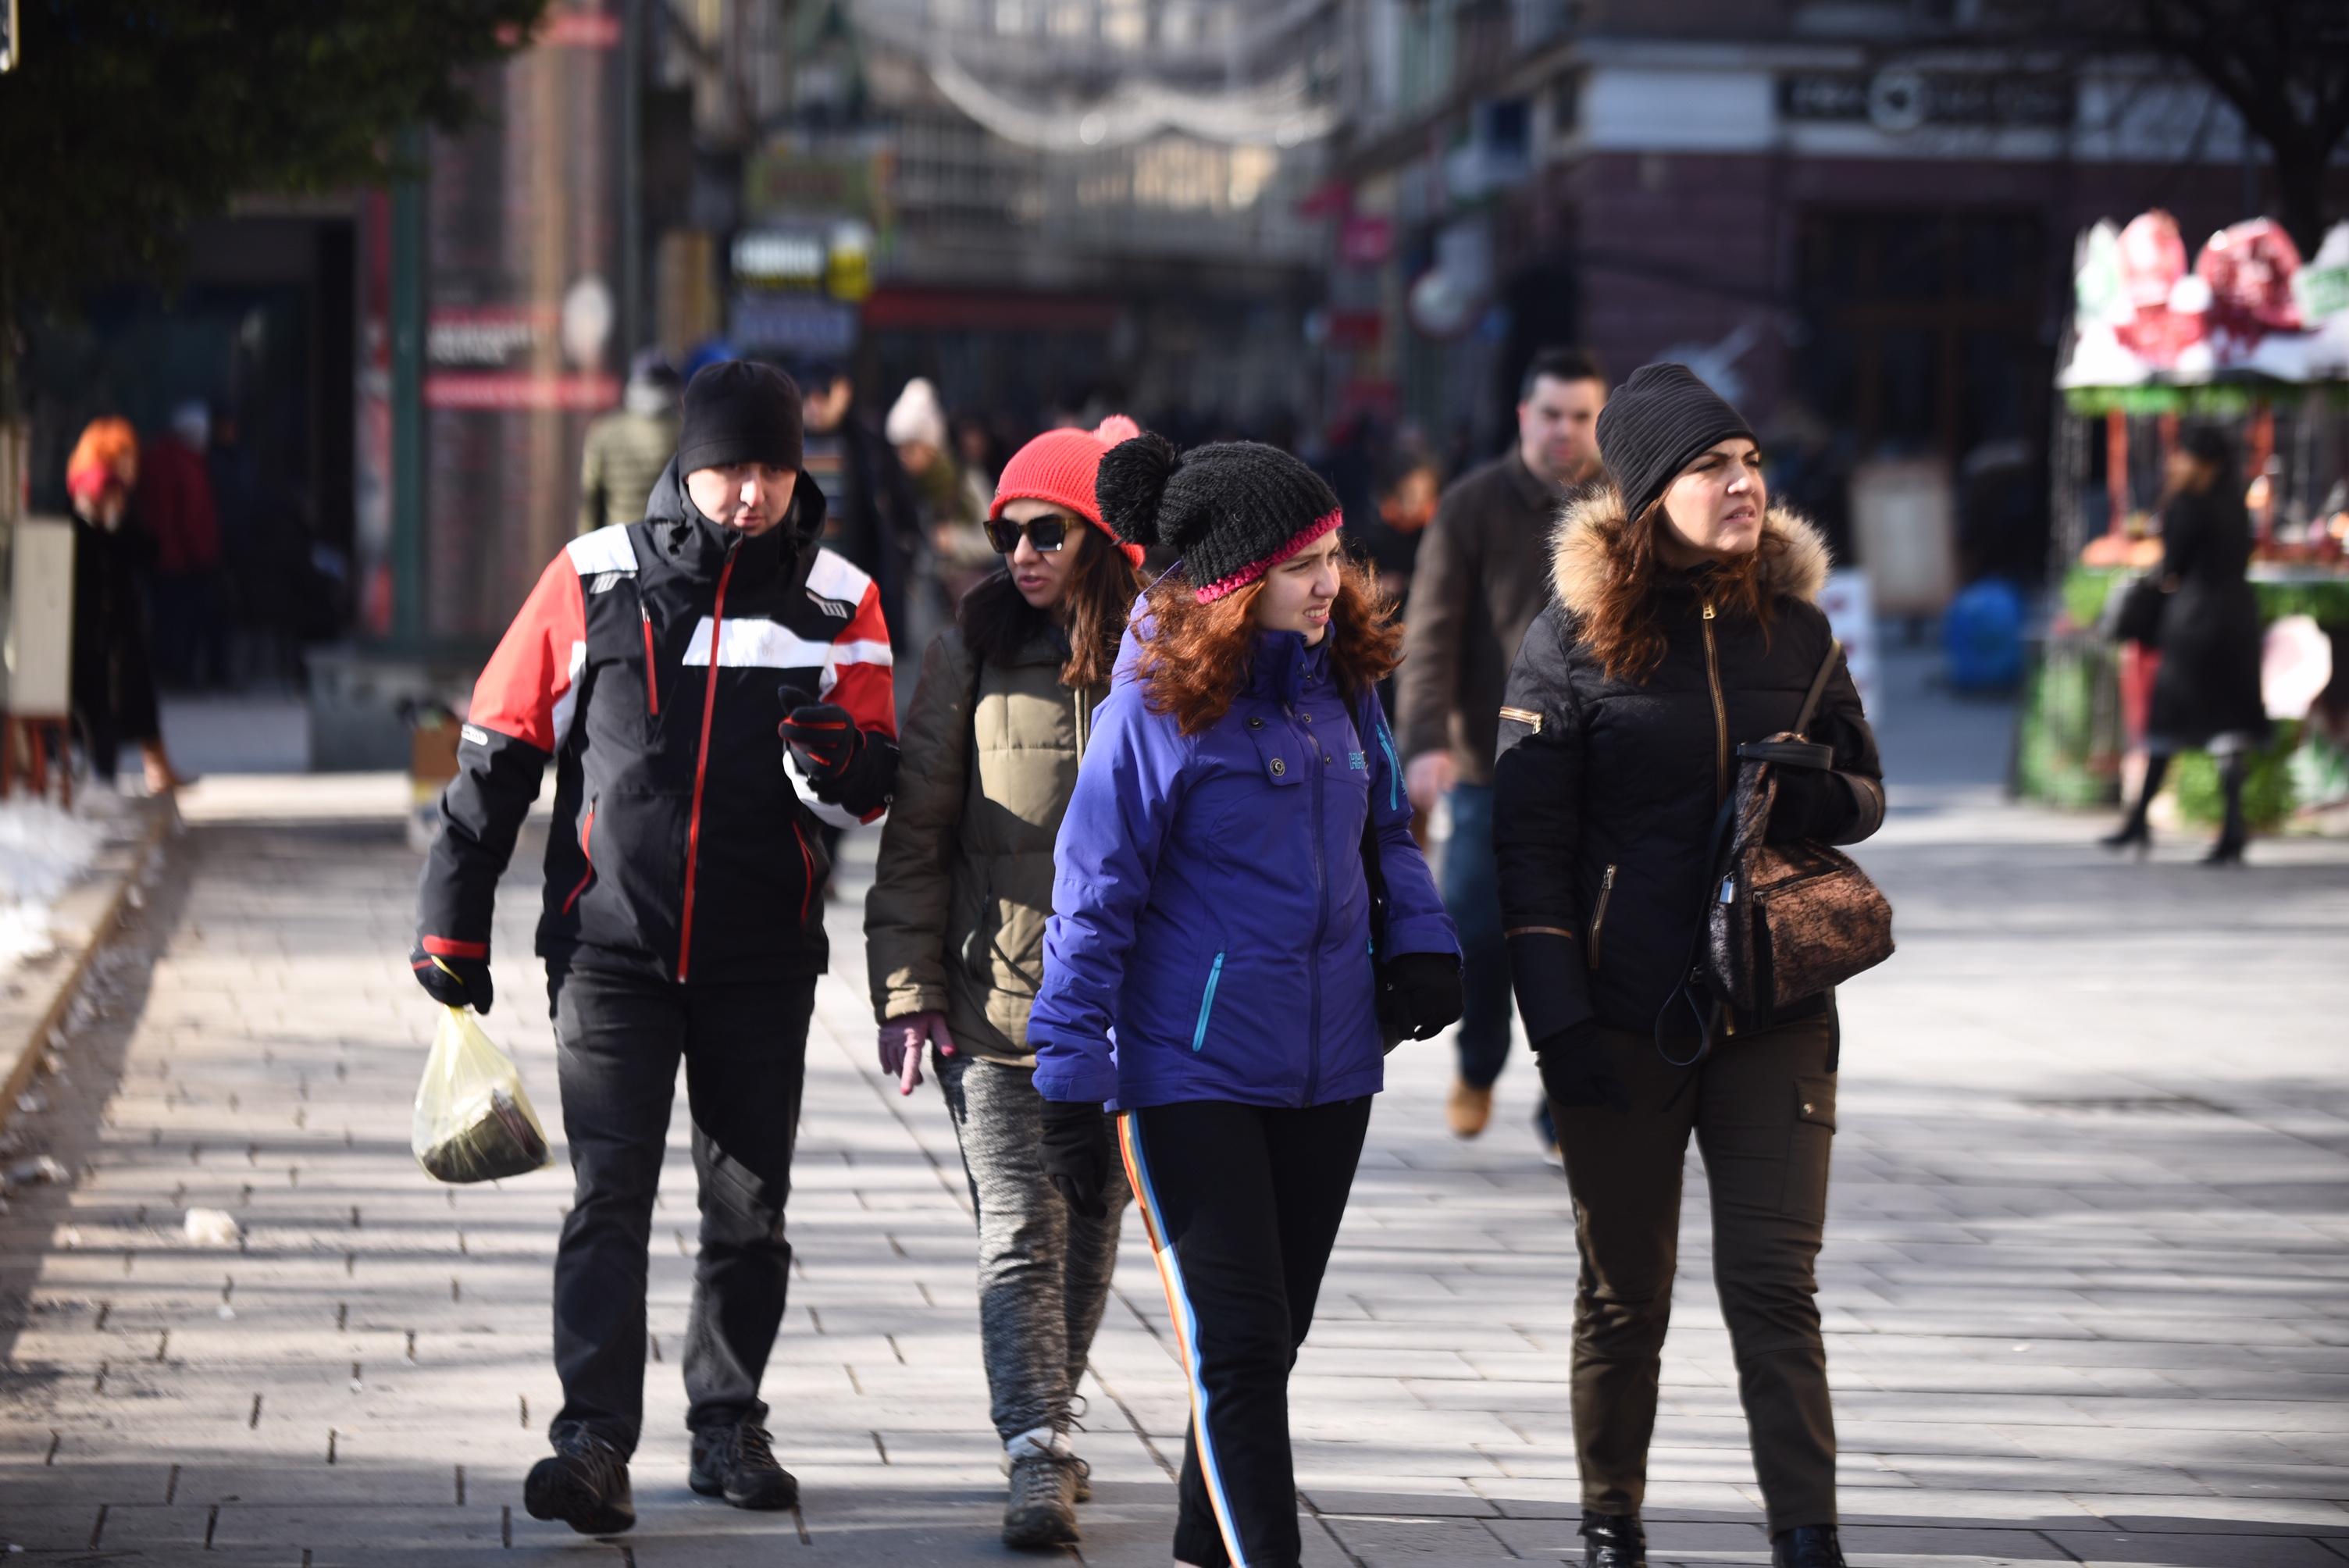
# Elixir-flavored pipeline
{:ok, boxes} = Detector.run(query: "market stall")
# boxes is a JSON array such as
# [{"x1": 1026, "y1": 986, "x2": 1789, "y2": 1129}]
[{"x1": 2016, "y1": 211, "x2": 2349, "y2": 825}]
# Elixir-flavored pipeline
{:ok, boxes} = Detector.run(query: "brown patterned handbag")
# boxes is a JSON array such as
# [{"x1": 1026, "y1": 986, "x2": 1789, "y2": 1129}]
[{"x1": 1665, "y1": 640, "x2": 1893, "y2": 1064}]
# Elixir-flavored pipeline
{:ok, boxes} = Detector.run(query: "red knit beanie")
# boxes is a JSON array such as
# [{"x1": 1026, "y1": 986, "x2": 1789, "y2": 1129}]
[{"x1": 990, "y1": 415, "x2": 1146, "y2": 565}]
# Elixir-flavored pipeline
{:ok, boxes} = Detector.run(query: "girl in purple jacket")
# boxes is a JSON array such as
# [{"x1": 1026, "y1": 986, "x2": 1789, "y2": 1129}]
[{"x1": 1030, "y1": 433, "x2": 1460, "y2": 1568}]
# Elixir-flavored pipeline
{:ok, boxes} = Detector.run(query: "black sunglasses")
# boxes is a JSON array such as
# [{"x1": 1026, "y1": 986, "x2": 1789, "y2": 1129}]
[{"x1": 985, "y1": 515, "x2": 1071, "y2": 554}]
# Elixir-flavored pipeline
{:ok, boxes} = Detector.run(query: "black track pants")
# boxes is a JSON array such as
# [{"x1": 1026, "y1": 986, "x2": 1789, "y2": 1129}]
[
  {"x1": 546, "y1": 966, "x2": 814, "y2": 1455},
  {"x1": 1120, "y1": 1096, "x2": 1373, "y2": 1568}
]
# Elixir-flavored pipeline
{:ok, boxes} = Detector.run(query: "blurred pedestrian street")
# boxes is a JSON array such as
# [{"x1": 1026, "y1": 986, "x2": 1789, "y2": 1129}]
[{"x1": 2, "y1": 650, "x2": 2347, "y2": 1567}]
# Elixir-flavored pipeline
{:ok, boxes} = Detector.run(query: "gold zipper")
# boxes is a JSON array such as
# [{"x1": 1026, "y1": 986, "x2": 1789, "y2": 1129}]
[
  {"x1": 1701, "y1": 600, "x2": 1729, "y2": 806},
  {"x1": 1586, "y1": 863, "x2": 1616, "y2": 971}
]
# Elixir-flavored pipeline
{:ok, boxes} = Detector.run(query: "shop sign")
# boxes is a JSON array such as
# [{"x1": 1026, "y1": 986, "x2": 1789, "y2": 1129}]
[
  {"x1": 1339, "y1": 216, "x2": 1394, "y2": 269},
  {"x1": 1779, "y1": 69, "x2": 2072, "y2": 131},
  {"x1": 743, "y1": 135, "x2": 893, "y2": 231},
  {"x1": 729, "y1": 293, "x2": 858, "y2": 358},
  {"x1": 1324, "y1": 310, "x2": 1384, "y2": 350}
]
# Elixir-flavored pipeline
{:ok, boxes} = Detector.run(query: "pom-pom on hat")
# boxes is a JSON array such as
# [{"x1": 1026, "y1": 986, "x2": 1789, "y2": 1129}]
[
  {"x1": 1094, "y1": 433, "x2": 1343, "y2": 604},
  {"x1": 991, "y1": 415, "x2": 1146, "y2": 565}
]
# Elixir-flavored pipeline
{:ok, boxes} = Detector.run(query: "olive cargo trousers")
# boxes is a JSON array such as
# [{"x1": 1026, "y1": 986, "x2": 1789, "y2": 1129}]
[{"x1": 1549, "y1": 1009, "x2": 1840, "y2": 1535}]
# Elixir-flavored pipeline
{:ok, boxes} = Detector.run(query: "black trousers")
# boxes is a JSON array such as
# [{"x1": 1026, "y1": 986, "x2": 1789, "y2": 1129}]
[
  {"x1": 1121, "y1": 1096, "x2": 1373, "y2": 1568},
  {"x1": 547, "y1": 966, "x2": 814, "y2": 1455}
]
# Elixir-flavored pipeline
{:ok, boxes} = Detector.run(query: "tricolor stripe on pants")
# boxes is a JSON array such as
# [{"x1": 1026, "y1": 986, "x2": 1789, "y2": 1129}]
[{"x1": 1117, "y1": 1111, "x2": 1249, "y2": 1568}]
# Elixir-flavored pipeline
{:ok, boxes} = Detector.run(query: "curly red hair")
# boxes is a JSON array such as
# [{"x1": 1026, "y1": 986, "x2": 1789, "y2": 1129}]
[{"x1": 1135, "y1": 555, "x2": 1402, "y2": 736}]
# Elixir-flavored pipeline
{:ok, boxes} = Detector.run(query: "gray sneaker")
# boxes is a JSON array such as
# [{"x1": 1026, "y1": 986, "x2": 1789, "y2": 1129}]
[{"x1": 1001, "y1": 1452, "x2": 1085, "y2": 1548}]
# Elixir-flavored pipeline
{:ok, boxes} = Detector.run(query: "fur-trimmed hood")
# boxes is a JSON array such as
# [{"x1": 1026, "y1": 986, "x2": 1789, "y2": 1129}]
[{"x1": 1550, "y1": 484, "x2": 1832, "y2": 619}]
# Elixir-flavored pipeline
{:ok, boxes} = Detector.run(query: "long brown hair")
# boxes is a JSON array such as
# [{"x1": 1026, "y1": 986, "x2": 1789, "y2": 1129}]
[
  {"x1": 957, "y1": 524, "x2": 1142, "y2": 690},
  {"x1": 1135, "y1": 555, "x2": 1402, "y2": 735},
  {"x1": 1577, "y1": 494, "x2": 1784, "y2": 683}
]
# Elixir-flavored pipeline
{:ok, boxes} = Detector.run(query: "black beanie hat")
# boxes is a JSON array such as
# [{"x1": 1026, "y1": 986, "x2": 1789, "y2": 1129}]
[
  {"x1": 1095, "y1": 434, "x2": 1343, "y2": 604},
  {"x1": 1594, "y1": 362, "x2": 1756, "y2": 521},
  {"x1": 677, "y1": 361, "x2": 804, "y2": 475}
]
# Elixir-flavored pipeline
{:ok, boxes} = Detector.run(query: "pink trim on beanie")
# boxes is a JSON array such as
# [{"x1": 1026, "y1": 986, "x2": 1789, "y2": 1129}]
[
  {"x1": 1192, "y1": 508, "x2": 1344, "y2": 604},
  {"x1": 989, "y1": 417, "x2": 1146, "y2": 565}
]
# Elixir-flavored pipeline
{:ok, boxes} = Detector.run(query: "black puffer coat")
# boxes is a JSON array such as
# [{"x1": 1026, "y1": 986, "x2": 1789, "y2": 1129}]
[
  {"x1": 1493, "y1": 490, "x2": 1884, "y2": 1046},
  {"x1": 2150, "y1": 486, "x2": 2269, "y2": 750}
]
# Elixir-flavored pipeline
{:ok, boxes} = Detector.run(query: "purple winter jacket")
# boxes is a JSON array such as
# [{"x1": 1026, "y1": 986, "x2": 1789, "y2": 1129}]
[{"x1": 1029, "y1": 617, "x2": 1456, "y2": 1111}]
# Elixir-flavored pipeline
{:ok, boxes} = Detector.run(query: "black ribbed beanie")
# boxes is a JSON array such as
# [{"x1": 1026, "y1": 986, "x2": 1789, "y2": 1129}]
[
  {"x1": 1595, "y1": 362, "x2": 1756, "y2": 520},
  {"x1": 1094, "y1": 435, "x2": 1342, "y2": 603},
  {"x1": 677, "y1": 361, "x2": 804, "y2": 474}
]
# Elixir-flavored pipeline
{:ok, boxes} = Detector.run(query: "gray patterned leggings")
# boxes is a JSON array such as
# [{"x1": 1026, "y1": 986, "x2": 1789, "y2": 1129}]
[{"x1": 935, "y1": 1050, "x2": 1130, "y2": 1444}]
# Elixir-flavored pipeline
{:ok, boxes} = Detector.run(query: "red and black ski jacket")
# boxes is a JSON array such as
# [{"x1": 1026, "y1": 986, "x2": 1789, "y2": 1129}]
[{"x1": 417, "y1": 461, "x2": 896, "y2": 985}]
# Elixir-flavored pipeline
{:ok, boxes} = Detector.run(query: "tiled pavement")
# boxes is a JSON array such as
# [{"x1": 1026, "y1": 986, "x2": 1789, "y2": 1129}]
[{"x1": 2, "y1": 665, "x2": 2347, "y2": 1566}]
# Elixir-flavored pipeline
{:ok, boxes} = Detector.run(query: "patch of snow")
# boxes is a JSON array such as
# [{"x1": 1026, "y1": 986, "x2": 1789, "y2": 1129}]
[{"x1": 0, "y1": 800, "x2": 107, "y2": 968}]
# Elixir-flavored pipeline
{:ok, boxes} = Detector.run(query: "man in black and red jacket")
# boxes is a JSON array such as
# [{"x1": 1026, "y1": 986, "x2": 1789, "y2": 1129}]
[{"x1": 412, "y1": 362, "x2": 896, "y2": 1535}]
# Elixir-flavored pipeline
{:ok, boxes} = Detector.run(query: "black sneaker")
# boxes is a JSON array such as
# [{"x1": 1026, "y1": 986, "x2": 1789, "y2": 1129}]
[
  {"x1": 522, "y1": 1432, "x2": 634, "y2": 1536},
  {"x1": 1581, "y1": 1510, "x2": 1647, "y2": 1568},
  {"x1": 690, "y1": 1419, "x2": 800, "y2": 1510},
  {"x1": 1773, "y1": 1524, "x2": 1847, "y2": 1568}
]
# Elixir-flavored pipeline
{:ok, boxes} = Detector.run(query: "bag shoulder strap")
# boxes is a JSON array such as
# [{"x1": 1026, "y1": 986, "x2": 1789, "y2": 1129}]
[{"x1": 1793, "y1": 636, "x2": 1844, "y2": 739}]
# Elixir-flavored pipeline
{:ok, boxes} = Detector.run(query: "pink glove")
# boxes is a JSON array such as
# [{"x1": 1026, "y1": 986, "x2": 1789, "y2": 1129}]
[{"x1": 879, "y1": 1012, "x2": 957, "y2": 1095}]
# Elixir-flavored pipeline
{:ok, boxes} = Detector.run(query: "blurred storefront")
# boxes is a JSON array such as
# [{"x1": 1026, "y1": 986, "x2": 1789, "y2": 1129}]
[
  {"x1": 649, "y1": 0, "x2": 1338, "y2": 432},
  {"x1": 1322, "y1": 0, "x2": 2349, "y2": 592}
]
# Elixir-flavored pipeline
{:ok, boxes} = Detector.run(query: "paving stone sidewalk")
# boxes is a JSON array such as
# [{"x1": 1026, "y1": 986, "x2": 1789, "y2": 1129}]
[{"x1": 2, "y1": 672, "x2": 2346, "y2": 1566}]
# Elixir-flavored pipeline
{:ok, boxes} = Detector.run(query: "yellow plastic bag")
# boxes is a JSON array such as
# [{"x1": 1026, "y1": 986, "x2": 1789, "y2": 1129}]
[{"x1": 412, "y1": 1006, "x2": 553, "y2": 1183}]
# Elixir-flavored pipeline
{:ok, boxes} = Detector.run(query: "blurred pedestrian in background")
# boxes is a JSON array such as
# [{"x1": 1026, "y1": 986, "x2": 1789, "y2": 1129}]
[
  {"x1": 800, "y1": 360, "x2": 922, "y2": 665},
  {"x1": 1494, "y1": 364, "x2": 1883, "y2": 1568},
  {"x1": 2102, "y1": 422, "x2": 2270, "y2": 864},
  {"x1": 886, "y1": 376, "x2": 996, "y2": 621},
  {"x1": 1398, "y1": 347, "x2": 1607, "y2": 1162},
  {"x1": 413, "y1": 362, "x2": 899, "y2": 1537},
  {"x1": 865, "y1": 415, "x2": 1146, "y2": 1550},
  {"x1": 1363, "y1": 443, "x2": 1442, "y2": 613},
  {"x1": 1030, "y1": 433, "x2": 1458, "y2": 1568},
  {"x1": 65, "y1": 418, "x2": 186, "y2": 793},
  {"x1": 579, "y1": 351, "x2": 682, "y2": 534},
  {"x1": 138, "y1": 399, "x2": 226, "y2": 689},
  {"x1": 954, "y1": 411, "x2": 1003, "y2": 494}
]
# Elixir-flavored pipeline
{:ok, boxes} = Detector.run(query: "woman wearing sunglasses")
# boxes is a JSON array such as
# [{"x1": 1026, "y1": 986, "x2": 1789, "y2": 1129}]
[{"x1": 864, "y1": 415, "x2": 1146, "y2": 1549}]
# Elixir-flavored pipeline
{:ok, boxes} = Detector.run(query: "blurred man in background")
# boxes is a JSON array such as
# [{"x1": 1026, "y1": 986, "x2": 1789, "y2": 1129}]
[
  {"x1": 1398, "y1": 347, "x2": 1607, "y2": 1163},
  {"x1": 139, "y1": 400, "x2": 226, "y2": 689},
  {"x1": 800, "y1": 360, "x2": 921, "y2": 665},
  {"x1": 579, "y1": 351, "x2": 683, "y2": 534}
]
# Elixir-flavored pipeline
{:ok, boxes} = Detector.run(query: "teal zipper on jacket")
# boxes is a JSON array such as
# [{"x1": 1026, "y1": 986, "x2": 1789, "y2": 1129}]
[
  {"x1": 1191, "y1": 952, "x2": 1225, "y2": 1052},
  {"x1": 1374, "y1": 714, "x2": 1403, "y2": 812}
]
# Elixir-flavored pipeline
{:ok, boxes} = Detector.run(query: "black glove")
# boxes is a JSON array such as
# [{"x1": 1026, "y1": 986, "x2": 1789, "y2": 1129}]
[
  {"x1": 1766, "y1": 767, "x2": 1856, "y2": 843},
  {"x1": 1534, "y1": 1021, "x2": 1627, "y2": 1114},
  {"x1": 1038, "y1": 1099, "x2": 1115, "y2": 1220},
  {"x1": 411, "y1": 940, "x2": 494, "y2": 1015},
  {"x1": 1386, "y1": 952, "x2": 1463, "y2": 1042},
  {"x1": 778, "y1": 685, "x2": 866, "y2": 787}
]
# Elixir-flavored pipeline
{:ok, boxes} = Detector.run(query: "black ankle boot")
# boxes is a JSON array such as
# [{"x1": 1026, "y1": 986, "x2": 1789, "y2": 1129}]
[
  {"x1": 2099, "y1": 816, "x2": 2150, "y2": 854},
  {"x1": 1773, "y1": 1523, "x2": 1846, "y2": 1567},
  {"x1": 1580, "y1": 1510, "x2": 1647, "y2": 1567}
]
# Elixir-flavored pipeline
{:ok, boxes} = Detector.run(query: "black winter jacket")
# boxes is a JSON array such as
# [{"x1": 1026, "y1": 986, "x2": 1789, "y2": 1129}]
[
  {"x1": 417, "y1": 461, "x2": 897, "y2": 985},
  {"x1": 1493, "y1": 490, "x2": 1884, "y2": 1046}
]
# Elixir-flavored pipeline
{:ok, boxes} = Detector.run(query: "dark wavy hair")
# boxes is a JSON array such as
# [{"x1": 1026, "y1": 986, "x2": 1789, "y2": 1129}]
[
  {"x1": 957, "y1": 524, "x2": 1142, "y2": 690},
  {"x1": 1134, "y1": 554, "x2": 1402, "y2": 736},
  {"x1": 1579, "y1": 492, "x2": 1786, "y2": 684}
]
